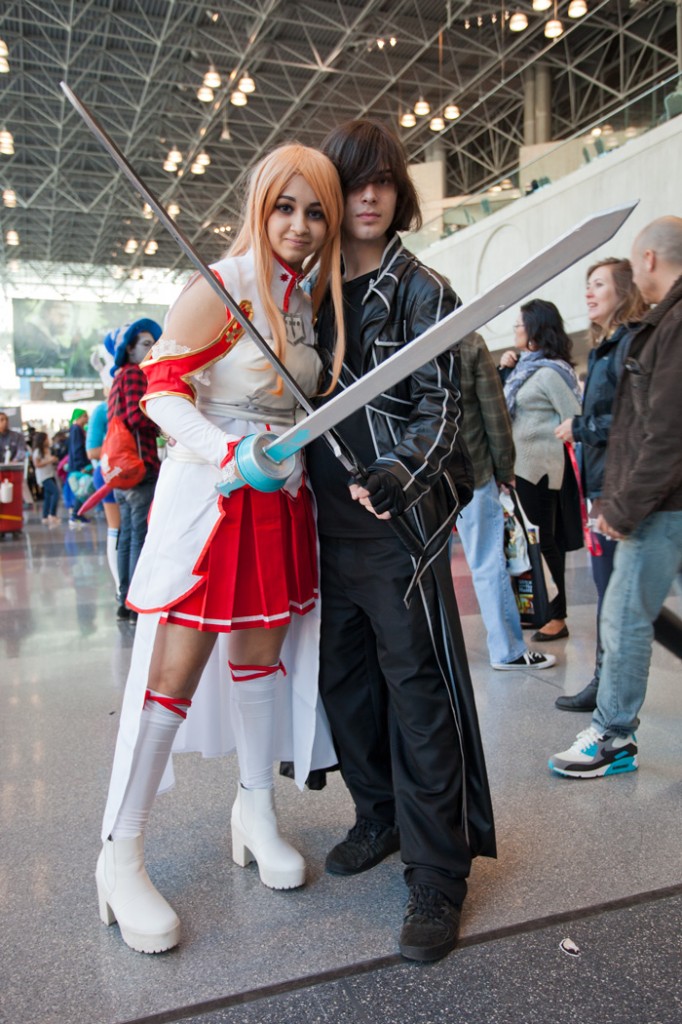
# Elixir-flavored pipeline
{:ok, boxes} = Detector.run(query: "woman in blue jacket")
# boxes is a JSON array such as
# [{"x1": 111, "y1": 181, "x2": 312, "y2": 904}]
[{"x1": 554, "y1": 257, "x2": 647, "y2": 710}]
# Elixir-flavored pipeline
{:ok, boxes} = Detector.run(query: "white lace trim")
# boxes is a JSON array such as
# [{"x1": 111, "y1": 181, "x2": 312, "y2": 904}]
[
  {"x1": 150, "y1": 338, "x2": 191, "y2": 358},
  {"x1": 221, "y1": 458, "x2": 238, "y2": 485}
]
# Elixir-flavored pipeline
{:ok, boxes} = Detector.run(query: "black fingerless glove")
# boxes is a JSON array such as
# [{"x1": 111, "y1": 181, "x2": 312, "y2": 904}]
[{"x1": 364, "y1": 468, "x2": 407, "y2": 517}]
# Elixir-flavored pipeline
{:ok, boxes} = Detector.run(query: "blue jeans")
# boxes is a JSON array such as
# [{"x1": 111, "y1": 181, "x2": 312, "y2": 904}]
[
  {"x1": 115, "y1": 477, "x2": 156, "y2": 605},
  {"x1": 593, "y1": 509, "x2": 682, "y2": 736},
  {"x1": 456, "y1": 477, "x2": 525, "y2": 665},
  {"x1": 41, "y1": 477, "x2": 59, "y2": 518}
]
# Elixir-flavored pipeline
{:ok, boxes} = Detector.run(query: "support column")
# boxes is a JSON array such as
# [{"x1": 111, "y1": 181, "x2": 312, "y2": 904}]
[
  {"x1": 535, "y1": 62, "x2": 551, "y2": 143},
  {"x1": 523, "y1": 70, "x2": 536, "y2": 146}
]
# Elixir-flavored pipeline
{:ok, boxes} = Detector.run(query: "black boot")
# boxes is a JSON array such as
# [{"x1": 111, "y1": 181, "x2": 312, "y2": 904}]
[
  {"x1": 325, "y1": 818, "x2": 399, "y2": 875},
  {"x1": 399, "y1": 884, "x2": 461, "y2": 962},
  {"x1": 555, "y1": 678, "x2": 598, "y2": 712}
]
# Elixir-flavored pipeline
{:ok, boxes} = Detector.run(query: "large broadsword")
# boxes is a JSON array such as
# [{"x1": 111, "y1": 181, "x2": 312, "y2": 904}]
[{"x1": 222, "y1": 201, "x2": 637, "y2": 494}]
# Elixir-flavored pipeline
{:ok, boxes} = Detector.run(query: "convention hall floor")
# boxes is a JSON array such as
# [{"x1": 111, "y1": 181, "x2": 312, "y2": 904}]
[{"x1": 1, "y1": 514, "x2": 681, "y2": 1024}]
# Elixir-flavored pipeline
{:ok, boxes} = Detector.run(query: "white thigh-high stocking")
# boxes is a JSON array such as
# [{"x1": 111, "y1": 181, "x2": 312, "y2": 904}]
[
  {"x1": 228, "y1": 662, "x2": 282, "y2": 789},
  {"x1": 110, "y1": 690, "x2": 191, "y2": 841},
  {"x1": 106, "y1": 526, "x2": 120, "y2": 591},
  {"x1": 228, "y1": 661, "x2": 305, "y2": 889}
]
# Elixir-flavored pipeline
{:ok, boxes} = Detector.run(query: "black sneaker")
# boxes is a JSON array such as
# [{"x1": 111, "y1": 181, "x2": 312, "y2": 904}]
[
  {"x1": 492, "y1": 649, "x2": 556, "y2": 671},
  {"x1": 116, "y1": 605, "x2": 130, "y2": 620},
  {"x1": 325, "y1": 818, "x2": 400, "y2": 876},
  {"x1": 399, "y1": 884, "x2": 461, "y2": 962}
]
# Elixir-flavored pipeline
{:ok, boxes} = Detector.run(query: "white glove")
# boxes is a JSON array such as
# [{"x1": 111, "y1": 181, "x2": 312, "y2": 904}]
[{"x1": 146, "y1": 394, "x2": 240, "y2": 467}]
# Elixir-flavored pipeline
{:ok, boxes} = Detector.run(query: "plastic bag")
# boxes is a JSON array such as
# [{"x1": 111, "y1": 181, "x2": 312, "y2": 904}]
[
  {"x1": 67, "y1": 470, "x2": 95, "y2": 500},
  {"x1": 500, "y1": 489, "x2": 531, "y2": 575}
]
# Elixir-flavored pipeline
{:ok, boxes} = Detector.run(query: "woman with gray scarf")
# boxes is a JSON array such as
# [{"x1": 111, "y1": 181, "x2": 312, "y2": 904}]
[{"x1": 503, "y1": 299, "x2": 582, "y2": 641}]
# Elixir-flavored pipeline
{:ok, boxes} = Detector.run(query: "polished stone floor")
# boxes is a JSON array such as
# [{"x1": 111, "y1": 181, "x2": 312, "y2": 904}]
[{"x1": 1, "y1": 514, "x2": 681, "y2": 1024}]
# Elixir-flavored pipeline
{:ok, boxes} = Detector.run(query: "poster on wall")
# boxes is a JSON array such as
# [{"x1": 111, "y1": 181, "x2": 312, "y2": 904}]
[{"x1": 12, "y1": 298, "x2": 168, "y2": 386}]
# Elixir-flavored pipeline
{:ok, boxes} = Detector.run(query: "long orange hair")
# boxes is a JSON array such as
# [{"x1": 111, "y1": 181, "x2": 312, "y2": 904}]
[{"x1": 230, "y1": 144, "x2": 345, "y2": 393}]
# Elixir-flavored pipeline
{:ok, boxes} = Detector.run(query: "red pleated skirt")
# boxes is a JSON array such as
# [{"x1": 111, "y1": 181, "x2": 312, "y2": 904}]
[{"x1": 162, "y1": 484, "x2": 318, "y2": 632}]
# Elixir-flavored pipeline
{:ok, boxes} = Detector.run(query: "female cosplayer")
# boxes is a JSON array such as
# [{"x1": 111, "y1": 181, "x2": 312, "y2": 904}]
[{"x1": 96, "y1": 144, "x2": 345, "y2": 954}]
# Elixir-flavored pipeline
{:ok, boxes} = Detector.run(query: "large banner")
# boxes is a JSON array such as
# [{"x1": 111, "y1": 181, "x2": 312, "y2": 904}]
[{"x1": 12, "y1": 298, "x2": 168, "y2": 384}]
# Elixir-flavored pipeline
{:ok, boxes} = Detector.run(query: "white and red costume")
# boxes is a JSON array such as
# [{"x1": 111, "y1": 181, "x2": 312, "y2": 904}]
[{"x1": 101, "y1": 252, "x2": 336, "y2": 840}]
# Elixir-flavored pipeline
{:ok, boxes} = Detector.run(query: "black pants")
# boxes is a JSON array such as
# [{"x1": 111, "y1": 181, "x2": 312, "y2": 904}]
[
  {"x1": 515, "y1": 474, "x2": 567, "y2": 620},
  {"x1": 590, "y1": 535, "x2": 618, "y2": 682},
  {"x1": 318, "y1": 534, "x2": 471, "y2": 907}
]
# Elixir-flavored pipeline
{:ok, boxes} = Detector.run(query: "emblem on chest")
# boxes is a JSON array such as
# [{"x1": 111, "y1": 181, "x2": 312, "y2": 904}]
[{"x1": 282, "y1": 312, "x2": 305, "y2": 346}]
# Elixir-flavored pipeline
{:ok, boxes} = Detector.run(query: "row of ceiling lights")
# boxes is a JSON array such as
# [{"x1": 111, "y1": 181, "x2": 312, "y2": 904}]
[
  {"x1": 463, "y1": 0, "x2": 587, "y2": 33},
  {"x1": 123, "y1": 196, "x2": 185, "y2": 257},
  {"x1": 124, "y1": 239, "x2": 159, "y2": 255},
  {"x1": 197, "y1": 67, "x2": 256, "y2": 107},
  {"x1": 163, "y1": 146, "x2": 211, "y2": 175},
  {"x1": 507, "y1": 0, "x2": 587, "y2": 37},
  {"x1": 1, "y1": 40, "x2": 16, "y2": 246},
  {"x1": 399, "y1": 101, "x2": 461, "y2": 131},
  {"x1": 400, "y1": 0, "x2": 588, "y2": 131},
  {"x1": 2, "y1": 41, "x2": 16, "y2": 246}
]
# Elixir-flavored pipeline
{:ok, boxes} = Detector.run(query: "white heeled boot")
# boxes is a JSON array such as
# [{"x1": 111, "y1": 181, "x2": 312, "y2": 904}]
[
  {"x1": 96, "y1": 836, "x2": 181, "y2": 953},
  {"x1": 231, "y1": 785, "x2": 306, "y2": 890}
]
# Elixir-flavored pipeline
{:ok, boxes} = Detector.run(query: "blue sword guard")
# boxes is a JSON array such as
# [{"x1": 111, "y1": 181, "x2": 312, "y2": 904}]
[{"x1": 215, "y1": 432, "x2": 296, "y2": 497}]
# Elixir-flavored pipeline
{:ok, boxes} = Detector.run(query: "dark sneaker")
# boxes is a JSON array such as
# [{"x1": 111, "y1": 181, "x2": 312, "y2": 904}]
[
  {"x1": 325, "y1": 818, "x2": 400, "y2": 876},
  {"x1": 549, "y1": 726, "x2": 638, "y2": 778},
  {"x1": 116, "y1": 604, "x2": 130, "y2": 620},
  {"x1": 492, "y1": 649, "x2": 556, "y2": 671},
  {"x1": 399, "y1": 884, "x2": 461, "y2": 962},
  {"x1": 555, "y1": 680, "x2": 598, "y2": 712}
]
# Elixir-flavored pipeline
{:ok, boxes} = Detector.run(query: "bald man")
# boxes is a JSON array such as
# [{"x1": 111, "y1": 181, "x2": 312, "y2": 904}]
[{"x1": 550, "y1": 216, "x2": 682, "y2": 778}]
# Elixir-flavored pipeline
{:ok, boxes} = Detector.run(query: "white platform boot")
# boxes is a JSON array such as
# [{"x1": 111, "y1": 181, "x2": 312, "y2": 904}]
[
  {"x1": 96, "y1": 835, "x2": 181, "y2": 953},
  {"x1": 230, "y1": 785, "x2": 306, "y2": 890}
]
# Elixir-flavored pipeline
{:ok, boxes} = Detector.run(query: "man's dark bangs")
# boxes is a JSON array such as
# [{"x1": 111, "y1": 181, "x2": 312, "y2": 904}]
[
  {"x1": 343, "y1": 131, "x2": 402, "y2": 193},
  {"x1": 322, "y1": 120, "x2": 422, "y2": 233}
]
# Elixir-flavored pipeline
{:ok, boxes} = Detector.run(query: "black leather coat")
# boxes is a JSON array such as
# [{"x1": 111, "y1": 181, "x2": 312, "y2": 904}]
[
  {"x1": 315, "y1": 235, "x2": 496, "y2": 859},
  {"x1": 316, "y1": 235, "x2": 474, "y2": 594}
]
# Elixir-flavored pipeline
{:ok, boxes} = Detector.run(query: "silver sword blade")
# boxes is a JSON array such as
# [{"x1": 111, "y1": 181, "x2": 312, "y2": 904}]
[
  {"x1": 59, "y1": 81, "x2": 315, "y2": 417},
  {"x1": 264, "y1": 200, "x2": 637, "y2": 464}
]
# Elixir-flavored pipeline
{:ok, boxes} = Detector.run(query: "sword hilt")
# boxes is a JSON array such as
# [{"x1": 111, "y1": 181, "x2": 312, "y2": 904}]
[{"x1": 215, "y1": 432, "x2": 295, "y2": 497}]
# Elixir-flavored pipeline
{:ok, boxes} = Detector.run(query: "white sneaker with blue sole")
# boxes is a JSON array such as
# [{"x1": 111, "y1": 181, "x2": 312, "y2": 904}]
[{"x1": 549, "y1": 726, "x2": 638, "y2": 778}]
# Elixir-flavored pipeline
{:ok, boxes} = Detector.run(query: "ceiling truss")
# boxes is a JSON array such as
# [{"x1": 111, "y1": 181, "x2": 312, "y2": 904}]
[{"x1": 0, "y1": 0, "x2": 677, "y2": 285}]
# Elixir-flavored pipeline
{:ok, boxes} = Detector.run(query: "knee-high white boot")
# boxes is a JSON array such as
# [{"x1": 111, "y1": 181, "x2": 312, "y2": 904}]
[
  {"x1": 96, "y1": 835, "x2": 180, "y2": 954},
  {"x1": 231, "y1": 784, "x2": 305, "y2": 889},
  {"x1": 229, "y1": 662, "x2": 305, "y2": 889},
  {"x1": 97, "y1": 690, "x2": 189, "y2": 952}
]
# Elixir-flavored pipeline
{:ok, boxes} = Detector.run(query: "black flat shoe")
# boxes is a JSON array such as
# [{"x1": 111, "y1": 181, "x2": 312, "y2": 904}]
[
  {"x1": 531, "y1": 625, "x2": 569, "y2": 642},
  {"x1": 555, "y1": 680, "x2": 598, "y2": 711}
]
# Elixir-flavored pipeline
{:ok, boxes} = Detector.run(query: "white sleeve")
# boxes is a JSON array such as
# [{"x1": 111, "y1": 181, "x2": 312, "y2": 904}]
[{"x1": 146, "y1": 394, "x2": 241, "y2": 467}]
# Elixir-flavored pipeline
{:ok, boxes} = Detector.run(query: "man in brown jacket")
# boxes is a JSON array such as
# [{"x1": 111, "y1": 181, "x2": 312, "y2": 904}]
[{"x1": 550, "y1": 216, "x2": 682, "y2": 778}]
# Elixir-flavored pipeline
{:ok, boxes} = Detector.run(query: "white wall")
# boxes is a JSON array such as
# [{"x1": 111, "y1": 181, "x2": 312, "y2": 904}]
[{"x1": 418, "y1": 114, "x2": 682, "y2": 355}]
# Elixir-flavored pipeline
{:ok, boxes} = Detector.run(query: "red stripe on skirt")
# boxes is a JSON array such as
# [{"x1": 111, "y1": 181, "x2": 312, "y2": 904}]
[{"x1": 164, "y1": 483, "x2": 318, "y2": 632}]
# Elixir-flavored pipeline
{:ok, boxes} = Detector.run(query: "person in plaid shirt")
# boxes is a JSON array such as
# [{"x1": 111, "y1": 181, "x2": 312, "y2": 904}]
[{"x1": 107, "y1": 318, "x2": 161, "y2": 620}]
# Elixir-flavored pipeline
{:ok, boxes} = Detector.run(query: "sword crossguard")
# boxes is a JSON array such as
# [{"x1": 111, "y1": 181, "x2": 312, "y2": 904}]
[{"x1": 215, "y1": 432, "x2": 296, "y2": 497}]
